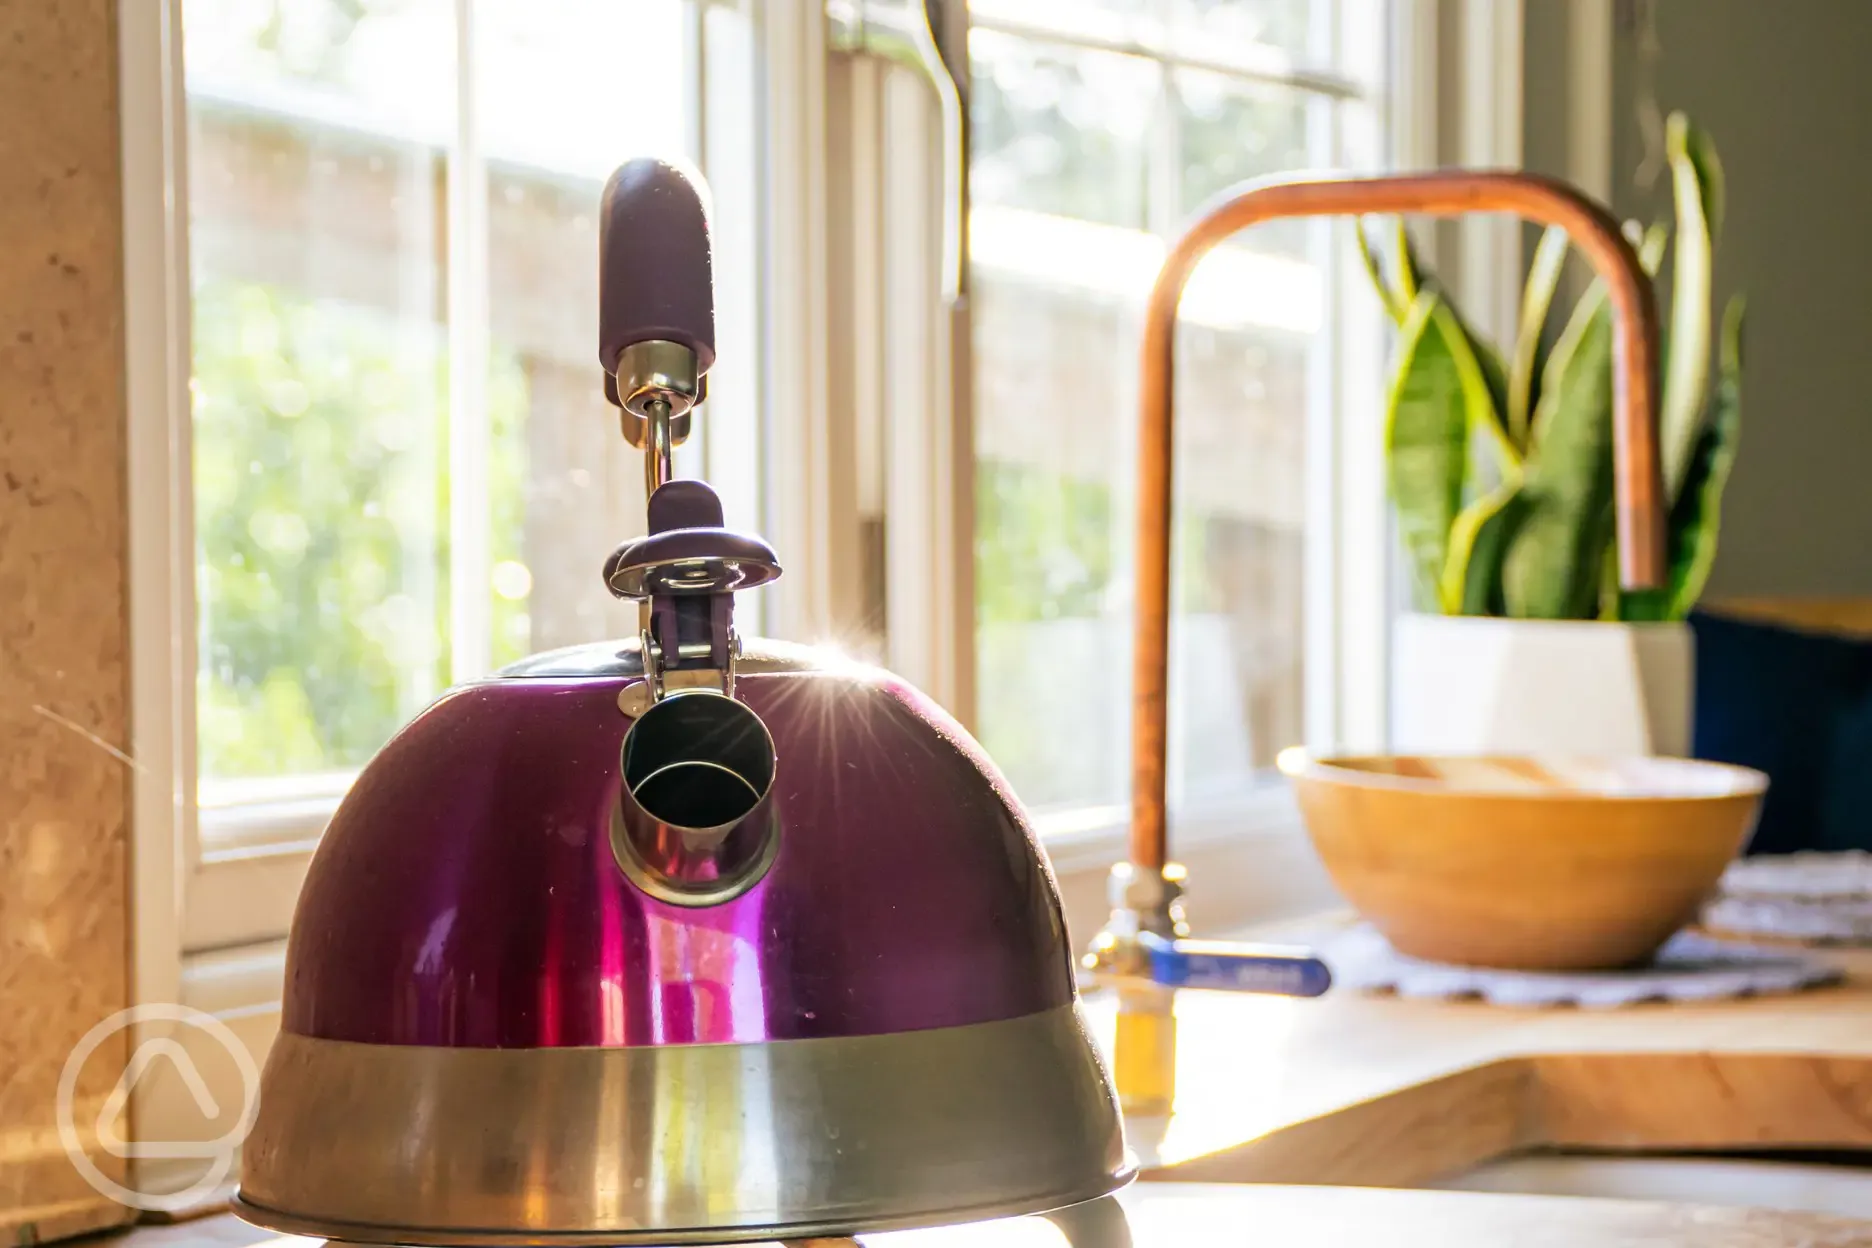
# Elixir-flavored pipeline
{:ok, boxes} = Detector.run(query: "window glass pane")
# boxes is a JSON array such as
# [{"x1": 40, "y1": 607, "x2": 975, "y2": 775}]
[
  {"x1": 969, "y1": 26, "x2": 1159, "y2": 811},
  {"x1": 1167, "y1": 0, "x2": 1319, "y2": 61},
  {"x1": 1167, "y1": 306, "x2": 1311, "y2": 795},
  {"x1": 974, "y1": 272, "x2": 1134, "y2": 811},
  {"x1": 478, "y1": 0, "x2": 687, "y2": 182},
  {"x1": 971, "y1": 0, "x2": 1324, "y2": 65},
  {"x1": 1169, "y1": 62, "x2": 1324, "y2": 784},
  {"x1": 969, "y1": 29, "x2": 1157, "y2": 230},
  {"x1": 187, "y1": 0, "x2": 454, "y2": 789},
  {"x1": 186, "y1": 0, "x2": 693, "y2": 795},
  {"x1": 972, "y1": 26, "x2": 1349, "y2": 817},
  {"x1": 1176, "y1": 67, "x2": 1310, "y2": 253},
  {"x1": 969, "y1": 0, "x2": 1155, "y2": 48},
  {"x1": 184, "y1": 0, "x2": 454, "y2": 124},
  {"x1": 476, "y1": 0, "x2": 691, "y2": 665}
]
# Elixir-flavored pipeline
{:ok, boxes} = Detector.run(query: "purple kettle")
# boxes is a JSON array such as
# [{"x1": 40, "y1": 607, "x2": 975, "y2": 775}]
[{"x1": 232, "y1": 159, "x2": 1130, "y2": 1245}]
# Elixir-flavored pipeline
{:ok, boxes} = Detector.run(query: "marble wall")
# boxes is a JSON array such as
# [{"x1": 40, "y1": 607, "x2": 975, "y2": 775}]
[{"x1": 0, "y1": 0, "x2": 137, "y2": 1241}]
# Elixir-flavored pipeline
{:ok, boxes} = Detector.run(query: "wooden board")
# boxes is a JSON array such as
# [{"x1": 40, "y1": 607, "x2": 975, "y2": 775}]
[
  {"x1": 1084, "y1": 924, "x2": 1872, "y2": 1188},
  {"x1": 1115, "y1": 1184, "x2": 1872, "y2": 1248},
  {"x1": 1704, "y1": 597, "x2": 1872, "y2": 640}
]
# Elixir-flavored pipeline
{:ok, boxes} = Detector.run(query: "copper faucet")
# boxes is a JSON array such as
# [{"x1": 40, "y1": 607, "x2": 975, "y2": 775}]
[{"x1": 1103, "y1": 170, "x2": 1666, "y2": 953}]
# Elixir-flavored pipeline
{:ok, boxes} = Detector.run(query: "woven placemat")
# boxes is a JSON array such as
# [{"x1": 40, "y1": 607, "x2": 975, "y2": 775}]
[
  {"x1": 1720, "y1": 850, "x2": 1872, "y2": 900},
  {"x1": 1701, "y1": 851, "x2": 1872, "y2": 943},
  {"x1": 1319, "y1": 924, "x2": 1841, "y2": 1008},
  {"x1": 1703, "y1": 895, "x2": 1872, "y2": 943}
]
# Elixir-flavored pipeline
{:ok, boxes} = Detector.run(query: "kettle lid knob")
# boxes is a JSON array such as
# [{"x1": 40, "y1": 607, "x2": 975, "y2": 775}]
[{"x1": 603, "y1": 481, "x2": 781, "y2": 601}]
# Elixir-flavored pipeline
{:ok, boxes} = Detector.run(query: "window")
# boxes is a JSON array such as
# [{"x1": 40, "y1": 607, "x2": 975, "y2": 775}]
[
  {"x1": 185, "y1": 0, "x2": 757, "y2": 807},
  {"x1": 132, "y1": 0, "x2": 1426, "y2": 955},
  {"x1": 126, "y1": 0, "x2": 770, "y2": 959},
  {"x1": 130, "y1": 0, "x2": 1419, "y2": 970},
  {"x1": 123, "y1": 0, "x2": 1449, "y2": 1193},
  {"x1": 966, "y1": 0, "x2": 1391, "y2": 834}
]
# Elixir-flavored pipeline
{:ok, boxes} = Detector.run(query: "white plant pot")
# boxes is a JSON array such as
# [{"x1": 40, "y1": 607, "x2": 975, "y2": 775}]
[{"x1": 1390, "y1": 614, "x2": 1694, "y2": 757}]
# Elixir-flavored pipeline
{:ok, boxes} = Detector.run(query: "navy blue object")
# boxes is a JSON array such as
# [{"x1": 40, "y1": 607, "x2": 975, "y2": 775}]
[
  {"x1": 1691, "y1": 609, "x2": 1872, "y2": 854},
  {"x1": 1137, "y1": 931, "x2": 1333, "y2": 996}
]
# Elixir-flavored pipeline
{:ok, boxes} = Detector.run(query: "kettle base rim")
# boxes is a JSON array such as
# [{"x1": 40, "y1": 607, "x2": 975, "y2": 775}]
[
  {"x1": 235, "y1": 1004, "x2": 1131, "y2": 1244},
  {"x1": 229, "y1": 1183, "x2": 1133, "y2": 1246}
]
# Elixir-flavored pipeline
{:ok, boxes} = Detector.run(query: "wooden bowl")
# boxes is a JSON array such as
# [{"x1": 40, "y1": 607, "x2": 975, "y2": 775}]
[{"x1": 1278, "y1": 753, "x2": 1768, "y2": 970}]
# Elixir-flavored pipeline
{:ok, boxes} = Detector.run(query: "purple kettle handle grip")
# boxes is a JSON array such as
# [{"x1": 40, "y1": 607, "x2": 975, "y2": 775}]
[{"x1": 598, "y1": 159, "x2": 716, "y2": 376}]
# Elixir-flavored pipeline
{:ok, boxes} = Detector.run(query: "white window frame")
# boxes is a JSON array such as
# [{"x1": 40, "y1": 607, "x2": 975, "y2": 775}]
[{"x1": 121, "y1": 0, "x2": 282, "y2": 1197}]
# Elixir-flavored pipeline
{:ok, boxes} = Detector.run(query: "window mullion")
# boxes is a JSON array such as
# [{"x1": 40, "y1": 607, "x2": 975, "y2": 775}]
[
  {"x1": 1318, "y1": 0, "x2": 1340, "y2": 73},
  {"x1": 698, "y1": 2, "x2": 765, "y2": 630},
  {"x1": 675, "y1": 0, "x2": 708, "y2": 485},
  {"x1": 447, "y1": 0, "x2": 493, "y2": 683},
  {"x1": 1303, "y1": 66, "x2": 1343, "y2": 752},
  {"x1": 1149, "y1": 66, "x2": 1179, "y2": 228}
]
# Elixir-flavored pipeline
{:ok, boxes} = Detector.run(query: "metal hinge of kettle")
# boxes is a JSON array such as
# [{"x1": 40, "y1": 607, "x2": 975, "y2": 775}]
[{"x1": 595, "y1": 161, "x2": 781, "y2": 719}]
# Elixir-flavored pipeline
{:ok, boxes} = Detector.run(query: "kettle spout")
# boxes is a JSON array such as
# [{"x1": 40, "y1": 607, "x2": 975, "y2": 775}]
[{"x1": 613, "y1": 691, "x2": 779, "y2": 906}]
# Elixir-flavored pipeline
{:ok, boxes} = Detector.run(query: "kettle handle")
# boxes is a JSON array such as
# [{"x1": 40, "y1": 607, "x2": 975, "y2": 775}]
[{"x1": 598, "y1": 158, "x2": 716, "y2": 380}]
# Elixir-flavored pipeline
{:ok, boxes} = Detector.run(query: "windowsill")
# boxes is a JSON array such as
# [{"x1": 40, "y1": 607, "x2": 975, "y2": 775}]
[
  {"x1": 187, "y1": 790, "x2": 340, "y2": 953},
  {"x1": 187, "y1": 774, "x2": 1336, "y2": 953},
  {"x1": 199, "y1": 773, "x2": 352, "y2": 859},
  {"x1": 1036, "y1": 781, "x2": 1306, "y2": 875},
  {"x1": 1038, "y1": 781, "x2": 1341, "y2": 946}
]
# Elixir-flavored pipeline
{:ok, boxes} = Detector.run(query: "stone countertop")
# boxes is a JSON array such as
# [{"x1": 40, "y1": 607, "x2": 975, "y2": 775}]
[
  {"x1": 57, "y1": 918, "x2": 1872, "y2": 1247},
  {"x1": 86, "y1": 1182, "x2": 1872, "y2": 1248}
]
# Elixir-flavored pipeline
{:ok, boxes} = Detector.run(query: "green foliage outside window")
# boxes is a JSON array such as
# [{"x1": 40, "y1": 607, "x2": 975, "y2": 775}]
[
  {"x1": 193, "y1": 279, "x2": 530, "y2": 781},
  {"x1": 976, "y1": 460, "x2": 1114, "y2": 624}
]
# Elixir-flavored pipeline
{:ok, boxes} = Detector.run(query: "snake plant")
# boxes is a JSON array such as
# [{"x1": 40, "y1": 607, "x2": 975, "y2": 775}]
[{"x1": 1362, "y1": 112, "x2": 1745, "y2": 621}]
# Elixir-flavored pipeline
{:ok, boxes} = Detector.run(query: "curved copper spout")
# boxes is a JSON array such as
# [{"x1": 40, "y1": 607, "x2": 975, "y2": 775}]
[{"x1": 1130, "y1": 170, "x2": 1665, "y2": 873}]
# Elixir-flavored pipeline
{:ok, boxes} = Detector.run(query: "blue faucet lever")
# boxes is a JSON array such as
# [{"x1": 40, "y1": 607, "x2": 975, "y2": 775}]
[{"x1": 1137, "y1": 931, "x2": 1332, "y2": 996}]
